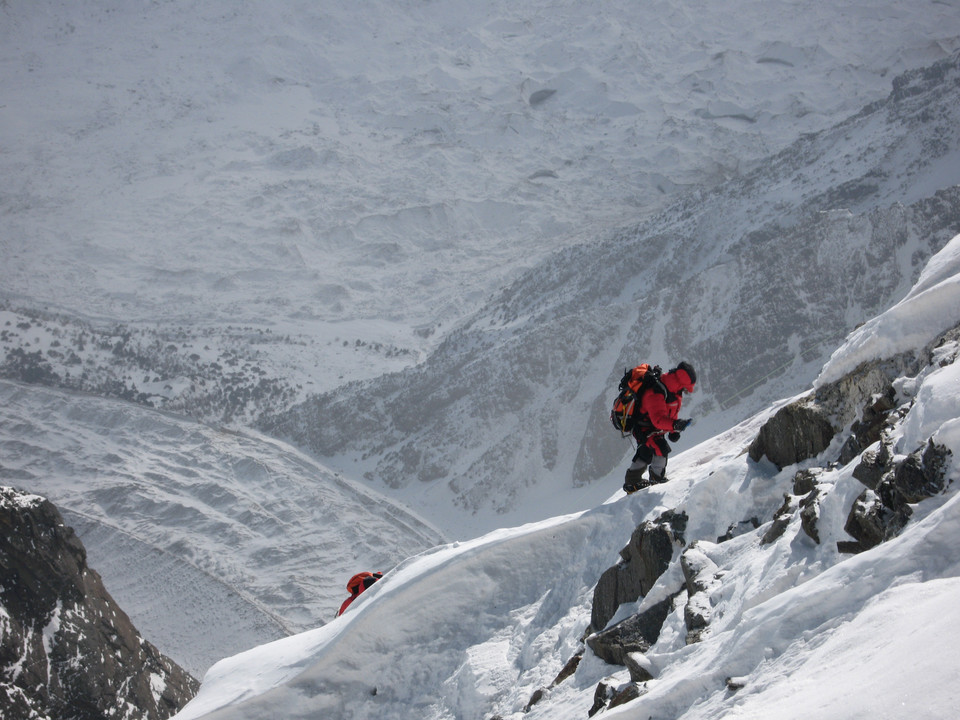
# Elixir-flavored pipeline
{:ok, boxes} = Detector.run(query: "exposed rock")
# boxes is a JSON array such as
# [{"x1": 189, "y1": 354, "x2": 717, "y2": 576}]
[
  {"x1": 624, "y1": 652, "x2": 654, "y2": 683},
  {"x1": 852, "y1": 442, "x2": 894, "y2": 489},
  {"x1": 717, "y1": 517, "x2": 760, "y2": 543},
  {"x1": 0, "y1": 486, "x2": 198, "y2": 720},
  {"x1": 608, "y1": 682, "x2": 645, "y2": 710},
  {"x1": 523, "y1": 688, "x2": 544, "y2": 713},
  {"x1": 815, "y1": 357, "x2": 918, "y2": 431},
  {"x1": 792, "y1": 468, "x2": 822, "y2": 496},
  {"x1": 843, "y1": 488, "x2": 905, "y2": 553},
  {"x1": 589, "y1": 510, "x2": 687, "y2": 634},
  {"x1": 589, "y1": 681, "x2": 613, "y2": 717},
  {"x1": 759, "y1": 474, "x2": 826, "y2": 547},
  {"x1": 552, "y1": 650, "x2": 584, "y2": 686},
  {"x1": 799, "y1": 487, "x2": 825, "y2": 545},
  {"x1": 681, "y1": 543, "x2": 721, "y2": 644},
  {"x1": 887, "y1": 440, "x2": 953, "y2": 504},
  {"x1": 840, "y1": 386, "x2": 898, "y2": 464},
  {"x1": 843, "y1": 440, "x2": 952, "y2": 553},
  {"x1": 524, "y1": 650, "x2": 583, "y2": 712},
  {"x1": 761, "y1": 495, "x2": 797, "y2": 545},
  {"x1": 795, "y1": 470, "x2": 827, "y2": 545},
  {"x1": 588, "y1": 680, "x2": 645, "y2": 717},
  {"x1": 748, "y1": 399, "x2": 837, "y2": 469},
  {"x1": 587, "y1": 591, "x2": 681, "y2": 666}
]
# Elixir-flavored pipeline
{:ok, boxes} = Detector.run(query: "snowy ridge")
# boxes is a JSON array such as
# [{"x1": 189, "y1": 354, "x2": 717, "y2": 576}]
[{"x1": 176, "y1": 238, "x2": 960, "y2": 718}]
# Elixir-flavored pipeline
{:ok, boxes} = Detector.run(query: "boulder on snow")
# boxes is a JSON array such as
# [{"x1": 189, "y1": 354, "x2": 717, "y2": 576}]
[
  {"x1": 589, "y1": 510, "x2": 687, "y2": 634},
  {"x1": 852, "y1": 442, "x2": 894, "y2": 489},
  {"x1": 0, "y1": 486, "x2": 198, "y2": 720},
  {"x1": 588, "y1": 679, "x2": 645, "y2": 717},
  {"x1": 761, "y1": 494, "x2": 798, "y2": 545},
  {"x1": 587, "y1": 590, "x2": 681, "y2": 666},
  {"x1": 524, "y1": 650, "x2": 584, "y2": 712},
  {"x1": 843, "y1": 488, "x2": 906, "y2": 552},
  {"x1": 748, "y1": 399, "x2": 837, "y2": 470},
  {"x1": 793, "y1": 467, "x2": 823, "y2": 496},
  {"x1": 759, "y1": 472, "x2": 826, "y2": 547},
  {"x1": 799, "y1": 486, "x2": 825, "y2": 545},
  {"x1": 887, "y1": 440, "x2": 952, "y2": 504},
  {"x1": 843, "y1": 440, "x2": 952, "y2": 553}
]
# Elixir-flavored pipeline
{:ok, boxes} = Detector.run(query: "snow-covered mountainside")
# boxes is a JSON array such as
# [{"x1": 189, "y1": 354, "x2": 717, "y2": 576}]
[
  {"x1": 176, "y1": 234, "x2": 960, "y2": 719},
  {"x1": 264, "y1": 53, "x2": 960, "y2": 536},
  {"x1": 3, "y1": 2, "x2": 959, "y2": 539},
  {"x1": 0, "y1": 382, "x2": 443, "y2": 676},
  {"x1": 4, "y1": 0, "x2": 956, "y2": 337},
  {"x1": 3, "y1": 0, "x2": 960, "y2": 697}
]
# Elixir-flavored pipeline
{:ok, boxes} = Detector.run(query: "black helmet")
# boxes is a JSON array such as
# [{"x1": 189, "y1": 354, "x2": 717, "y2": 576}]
[{"x1": 675, "y1": 361, "x2": 697, "y2": 391}]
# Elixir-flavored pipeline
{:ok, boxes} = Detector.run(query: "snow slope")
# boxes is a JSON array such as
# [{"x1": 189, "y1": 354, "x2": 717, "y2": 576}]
[
  {"x1": 4, "y1": 1, "x2": 960, "y2": 534},
  {"x1": 174, "y1": 239, "x2": 960, "y2": 718},
  {"x1": 3, "y1": 0, "x2": 960, "y2": 691},
  {"x1": 3, "y1": 0, "x2": 958, "y2": 363},
  {"x1": 0, "y1": 381, "x2": 443, "y2": 675},
  {"x1": 265, "y1": 52, "x2": 960, "y2": 537}
]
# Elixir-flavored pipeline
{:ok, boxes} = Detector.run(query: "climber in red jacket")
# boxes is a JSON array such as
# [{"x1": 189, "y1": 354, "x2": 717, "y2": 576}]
[
  {"x1": 337, "y1": 571, "x2": 383, "y2": 617},
  {"x1": 623, "y1": 361, "x2": 697, "y2": 494}
]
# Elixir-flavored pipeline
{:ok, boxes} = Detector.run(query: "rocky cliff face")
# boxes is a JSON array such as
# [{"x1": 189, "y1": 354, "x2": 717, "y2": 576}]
[{"x1": 0, "y1": 487, "x2": 198, "y2": 720}]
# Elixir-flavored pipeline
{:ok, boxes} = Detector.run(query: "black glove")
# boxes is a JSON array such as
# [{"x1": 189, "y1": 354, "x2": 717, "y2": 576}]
[
  {"x1": 673, "y1": 418, "x2": 692, "y2": 432},
  {"x1": 668, "y1": 431, "x2": 681, "y2": 442}
]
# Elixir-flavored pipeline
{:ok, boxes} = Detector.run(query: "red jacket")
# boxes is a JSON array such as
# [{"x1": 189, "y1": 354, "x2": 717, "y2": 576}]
[
  {"x1": 633, "y1": 370, "x2": 687, "y2": 452},
  {"x1": 640, "y1": 384, "x2": 682, "y2": 432},
  {"x1": 337, "y1": 571, "x2": 383, "y2": 617}
]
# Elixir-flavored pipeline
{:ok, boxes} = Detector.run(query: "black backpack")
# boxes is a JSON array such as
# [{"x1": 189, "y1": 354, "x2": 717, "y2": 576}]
[{"x1": 610, "y1": 364, "x2": 665, "y2": 435}]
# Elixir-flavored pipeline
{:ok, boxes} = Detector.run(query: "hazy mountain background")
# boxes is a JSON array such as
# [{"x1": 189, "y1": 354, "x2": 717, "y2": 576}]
[{"x1": 2, "y1": 0, "x2": 960, "y2": 682}]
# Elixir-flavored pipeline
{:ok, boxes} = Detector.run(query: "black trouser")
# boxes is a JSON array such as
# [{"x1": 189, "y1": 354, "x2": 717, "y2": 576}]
[{"x1": 624, "y1": 434, "x2": 669, "y2": 485}]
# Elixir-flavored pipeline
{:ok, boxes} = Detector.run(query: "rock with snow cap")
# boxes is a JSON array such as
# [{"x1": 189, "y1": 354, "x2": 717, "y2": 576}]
[{"x1": 0, "y1": 486, "x2": 198, "y2": 720}]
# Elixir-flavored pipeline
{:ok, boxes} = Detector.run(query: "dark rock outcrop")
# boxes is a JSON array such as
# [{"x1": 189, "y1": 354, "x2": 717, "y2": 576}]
[
  {"x1": 837, "y1": 386, "x2": 898, "y2": 465},
  {"x1": 588, "y1": 679, "x2": 646, "y2": 717},
  {"x1": 749, "y1": 348, "x2": 926, "y2": 472},
  {"x1": 748, "y1": 400, "x2": 837, "y2": 470},
  {"x1": 761, "y1": 494, "x2": 797, "y2": 545},
  {"x1": 0, "y1": 487, "x2": 198, "y2": 720},
  {"x1": 524, "y1": 650, "x2": 584, "y2": 712},
  {"x1": 852, "y1": 442, "x2": 894, "y2": 489},
  {"x1": 842, "y1": 440, "x2": 952, "y2": 552},
  {"x1": 587, "y1": 591, "x2": 681, "y2": 666},
  {"x1": 588, "y1": 510, "x2": 687, "y2": 635},
  {"x1": 799, "y1": 486, "x2": 825, "y2": 545}
]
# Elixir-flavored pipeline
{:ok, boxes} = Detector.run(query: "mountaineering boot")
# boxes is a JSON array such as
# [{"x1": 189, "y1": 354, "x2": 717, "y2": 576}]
[
  {"x1": 648, "y1": 471, "x2": 668, "y2": 485},
  {"x1": 623, "y1": 467, "x2": 647, "y2": 494}
]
